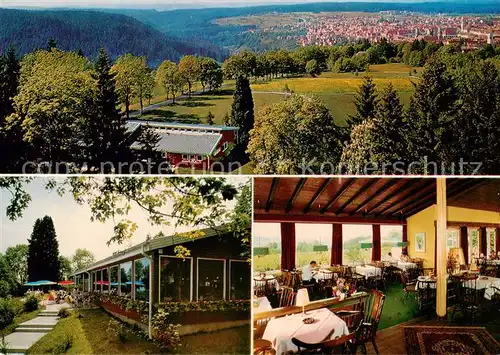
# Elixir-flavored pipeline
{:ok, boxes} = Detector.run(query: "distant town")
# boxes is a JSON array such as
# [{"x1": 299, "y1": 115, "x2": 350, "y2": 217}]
[{"x1": 219, "y1": 12, "x2": 499, "y2": 50}]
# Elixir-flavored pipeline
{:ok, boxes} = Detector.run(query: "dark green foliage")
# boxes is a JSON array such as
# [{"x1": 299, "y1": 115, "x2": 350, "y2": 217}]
[
  {"x1": 0, "y1": 299, "x2": 15, "y2": 329},
  {"x1": 24, "y1": 294, "x2": 40, "y2": 312},
  {"x1": 27, "y1": 216, "x2": 61, "y2": 283},
  {"x1": 85, "y1": 47, "x2": 128, "y2": 171},
  {"x1": 206, "y1": 111, "x2": 215, "y2": 125},
  {"x1": 347, "y1": 76, "x2": 378, "y2": 128},
  {"x1": 135, "y1": 124, "x2": 163, "y2": 164},
  {"x1": 231, "y1": 77, "x2": 254, "y2": 149},
  {"x1": 305, "y1": 59, "x2": 321, "y2": 77},
  {"x1": 0, "y1": 281, "x2": 10, "y2": 298},
  {"x1": 0, "y1": 9, "x2": 223, "y2": 66},
  {"x1": 405, "y1": 58, "x2": 458, "y2": 165},
  {"x1": 58, "y1": 308, "x2": 71, "y2": 318}
]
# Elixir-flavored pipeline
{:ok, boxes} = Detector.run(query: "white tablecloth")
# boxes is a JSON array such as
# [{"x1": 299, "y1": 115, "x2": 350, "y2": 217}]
[
  {"x1": 355, "y1": 265, "x2": 381, "y2": 279},
  {"x1": 476, "y1": 276, "x2": 500, "y2": 300},
  {"x1": 486, "y1": 260, "x2": 500, "y2": 265},
  {"x1": 397, "y1": 261, "x2": 417, "y2": 270},
  {"x1": 254, "y1": 296, "x2": 273, "y2": 315},
  {"x1": 254, "y1": 275, "x2": 280, "y2": 291},
  {"x1": 263, "y1": 308, "x2": 349, "y2": 355}
]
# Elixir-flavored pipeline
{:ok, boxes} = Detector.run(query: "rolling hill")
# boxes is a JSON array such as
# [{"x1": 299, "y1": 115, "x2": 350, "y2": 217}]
[{"x1": 0, "y1": 8, "x2": 227, "y2": 66}]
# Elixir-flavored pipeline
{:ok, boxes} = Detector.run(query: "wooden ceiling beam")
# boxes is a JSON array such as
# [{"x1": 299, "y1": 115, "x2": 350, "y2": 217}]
[
  {"x1": 404, "y1": 179, "x2": 484, "y2": 217},
  {"x1": 265, "y1": 178, "x2": 280, "y2": 212},
  {"x1": 350, "y1": 179, "x2": 399, "y2": 215},
  {"x1": 285, "y1": 178, "x2": 307, "y2": 213},
  {"x1": 254, "y1": 213, "x2": 406, "y2": 225},
  {"x1": 334, "y1": 179, "x2": 377, "y2": 215},
  {"x1": 376, "y1": 179, "x2": 435, "y2": 216},
  {"x1": 303, "y1": 178, "x2": 332, "y2": 214},
  {"x1": 320, "y1": 178, "x2": 355, "y2": 214},
  {"x1": 366, "y1": 180, "x2": 415, "y2": 215}
]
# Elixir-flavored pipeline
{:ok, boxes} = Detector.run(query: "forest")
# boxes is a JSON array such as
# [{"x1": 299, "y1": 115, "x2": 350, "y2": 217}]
[{"x1": 0, "y1": 9, "x2": 227, "y2": 65}]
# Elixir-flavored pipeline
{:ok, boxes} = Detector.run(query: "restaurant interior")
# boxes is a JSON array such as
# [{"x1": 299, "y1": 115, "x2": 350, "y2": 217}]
[{"x1": 253, "y1": 177, "x2": 500, "y2": 354}]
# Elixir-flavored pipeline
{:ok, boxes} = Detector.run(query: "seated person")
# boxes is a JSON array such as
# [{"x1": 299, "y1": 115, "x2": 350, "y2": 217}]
[
  {"x1": 382, "y1": 252, "x2": 396, "y2": 262},
  {"x1": 400, "y1": 251, "x2": 410, "y2": 262},
  {"x1": 302, "y1": 260, "x2": 318, "y2": 285}
]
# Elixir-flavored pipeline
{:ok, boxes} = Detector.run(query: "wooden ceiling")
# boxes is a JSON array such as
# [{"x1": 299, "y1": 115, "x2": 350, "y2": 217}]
[{"x1": 254, "y1": 178, "x2": 495, "y2": 224}]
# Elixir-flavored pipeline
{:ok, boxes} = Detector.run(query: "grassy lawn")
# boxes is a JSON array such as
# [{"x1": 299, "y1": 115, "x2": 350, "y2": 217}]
[
  {"x1": 27, "y1": 308, "x2": 250, "y2": 355},
  {"x1": 178, "y1": 325, "x2": 250, "y2": 355},
  {"x1": 27, "y1": 309, "x2": 160, "y2": 354},
  {"x1": 2, "y1": 308, "x2": 43, "y2": 336},
  {"x1": 135, "y1": 64, "x2": 419, "y2": 127}
]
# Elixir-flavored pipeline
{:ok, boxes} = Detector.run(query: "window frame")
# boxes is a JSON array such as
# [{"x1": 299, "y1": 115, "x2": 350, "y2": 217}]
[
  {"x1": 229, "y1": 259, "x2": 250, "y2": 300},
  {"x1": 196, "y1": 257, "x2": 226, "y2": 301},
  {"x1": 158, "y1": 255, "x2": 194, "y2": 303}
]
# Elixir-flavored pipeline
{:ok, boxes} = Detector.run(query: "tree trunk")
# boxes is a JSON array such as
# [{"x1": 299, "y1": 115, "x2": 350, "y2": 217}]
[
  {"x1": 188, "y1": 81, "x2": 192, "y2": 98},
  {"x1": 140, "y1": 97, "x2": 144, "y2": 115},
  {"x1": 125, "y1": 97, "x2": 130, "y2": 120}
]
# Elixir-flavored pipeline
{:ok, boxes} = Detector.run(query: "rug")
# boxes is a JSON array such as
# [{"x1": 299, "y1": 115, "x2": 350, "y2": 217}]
[{"x1": 404, "y1": 326, "x2": 500, "y2": 355}]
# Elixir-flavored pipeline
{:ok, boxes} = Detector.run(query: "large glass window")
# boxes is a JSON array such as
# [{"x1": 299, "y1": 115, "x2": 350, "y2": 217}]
[
  {"x1": 159, "y1": 256, "x2": 192, "y2": 302},
  {"x1": 295, "y1": 224, "x2": 332, "y2": 268},
  {"x1": 110, "y1": 266, "x2": 118, "y2": 295},
  {"x1": 102, "y1": 268, "x2": 109, "y2": 293},
  {"x1": 134, "y1": 258, "x2": 150, "y2": 302},
  {"x1": 487, "y1": 228, "x2": 496, "y2": 256},
  {"x1": 230, "y1": 260, "x2": 250, "y2": 300},
  {"x1": 198, "y1": 258, "x2": 225, "y2": 301},
  {"x1": 469, "y1": 228, "x2": 480, "y2": 261},
  {"x1": 381, "y1": 225, "x2": 403, "y2": 260},
  {"x1": 96, "y1": 270, "x2": 102, "y2": 292},
  {"x1": 120, "y1": 262, "x2": 132, "y2": 297},
  {"x1": 343, "y1": 225, "x2": 372, "y2": 265},
  {"x1": 447, "y1": 229, "x2": 459, "y2": 250},
  {"x1": 253, "y1": 223, "x2": 281, "y2": 272}
]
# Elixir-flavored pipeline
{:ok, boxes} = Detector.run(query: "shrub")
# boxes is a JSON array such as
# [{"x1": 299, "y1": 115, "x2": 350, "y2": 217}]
[
  {"x1": 0, "y1": 299, "x2": 15, "y2": 330},
  {"x1": 24, "y1": 294, "x2": 40, "y2": 312},
  {"x1": 107, "y1": 318, "x2": 128, "y2": 342},
  {"x1": 53, "y1": 333, "x2": 73, "y2": 353},
  {"x1": 0, "y1": 282, "x2": 10, "y2": 298},
  {"x1": 151, "y1": 309, "x2": 181, "y2": 351},
  {"x1": 58, "y1": 308, "x2": 71, "y2": 319},
  {"x1": 8, "y1": 298, "x2": 24, "y2": 316}
]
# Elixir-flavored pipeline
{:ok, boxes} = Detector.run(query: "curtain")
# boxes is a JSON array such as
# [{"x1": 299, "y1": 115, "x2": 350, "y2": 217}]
[
  {"x1": 280, "y1": 223, "x2": 296, "y2": 271},
  {"x1": 496, "y1": 227, "x2": 500, "y2": 254},
  {"x1": 480, "y1": 227, "x2": 487, "y2": 256},
  {"x1": 372, "y1": 225, "x2": 381, "y2": 262},
  {"x1": 402, "y1": 225, "x2": 408, "y2": 255},
  {"x1": 331, "y1": 224, "x2": 343, "y2": 265},
  {"x1": 460, "y1": 226, "x2": 468, "y2": 265}
]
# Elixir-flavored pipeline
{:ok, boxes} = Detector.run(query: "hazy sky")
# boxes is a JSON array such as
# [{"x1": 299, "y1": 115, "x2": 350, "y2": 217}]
[
  {"x1": 0, "y1": 177, "x2": 246, "y2": 260},
  {"x1": 0, "y1": 0, "x2": 432, "y2": 9}
]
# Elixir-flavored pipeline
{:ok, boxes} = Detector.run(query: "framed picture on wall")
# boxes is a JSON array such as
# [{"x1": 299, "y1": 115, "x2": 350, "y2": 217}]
[{"x1": 415, "y1": 233, "x2": 426, "y2": 252}]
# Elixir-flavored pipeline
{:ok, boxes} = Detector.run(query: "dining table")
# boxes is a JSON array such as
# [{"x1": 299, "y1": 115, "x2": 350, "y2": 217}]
[
  {"x1": 262, "y1": 308, "x2": 349, "y2": 355},
  {"x1": 253, "y1": 296, "x2": 273, "y2": 315},
  {"x1": 475, "y1": 276, "x2": 500, "y2": 300},
  {"x1": 397, "y1": 261, "x2": 417, "y2": 270},
  {"x1": 254, "y1": 274, "x2": 280, "y2": 291},
  {"x1": 355, "y1": 265, "x2": 381, "y2": 279}
]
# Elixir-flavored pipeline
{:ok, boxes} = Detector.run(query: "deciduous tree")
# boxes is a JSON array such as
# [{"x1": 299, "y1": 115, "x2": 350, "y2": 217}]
[{"x1": 178, "y1": 55, "x2": 201, "y2": 98}]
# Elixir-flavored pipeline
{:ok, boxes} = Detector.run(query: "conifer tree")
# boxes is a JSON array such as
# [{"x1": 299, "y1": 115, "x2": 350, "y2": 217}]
[
  {"x1": 347, "y1": 76, "x2": 378, "y2": 129},
  {"x1": 206, "y1": 111, "x2": 215, "y2": 125},
  {"x1": 230, "y1": 76, "x2": 254, "y2": 149},
  {"x1": 88, "y1": 47, "x2": 127, "y2": 170},
  {"x1": 27, "y1": 216, "x2": 61, "y2": 282},
  {"x1": 136, "y1": 124, "x2": 162, "y2": 164},
  {"x1": 0, "y1": 45, "x2": 20, "y2": 124}
]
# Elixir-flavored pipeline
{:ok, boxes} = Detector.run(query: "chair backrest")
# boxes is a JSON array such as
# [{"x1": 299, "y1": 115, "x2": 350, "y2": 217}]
[
  {"x1": 254, "y1": 279, "x2": 266, "y2": 297},
  {"x1": 291, "y1": 320, "x2": 362, "y2": 354},
  {"x1": 279, "y1": 286, "x2": 296, "y2": 308},
  {"x1": 362, "y1": 289, "x2": 385, "y2": 337}
]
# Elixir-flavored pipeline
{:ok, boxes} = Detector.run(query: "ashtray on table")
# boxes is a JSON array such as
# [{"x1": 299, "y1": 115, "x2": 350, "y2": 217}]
[{"x1": 302, "y1": 317, "x2": 315, "y2": 324}]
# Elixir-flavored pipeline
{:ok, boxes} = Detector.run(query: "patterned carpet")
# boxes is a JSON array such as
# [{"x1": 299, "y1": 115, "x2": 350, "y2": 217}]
[{"x1": 404, "y1": 326, "x2": 500, "y2": 355}]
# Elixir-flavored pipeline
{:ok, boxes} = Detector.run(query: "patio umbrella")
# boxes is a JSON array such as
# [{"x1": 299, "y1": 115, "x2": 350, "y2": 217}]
[{"x1": 58, "y1": 280, "x2": 75, "y2": 286}]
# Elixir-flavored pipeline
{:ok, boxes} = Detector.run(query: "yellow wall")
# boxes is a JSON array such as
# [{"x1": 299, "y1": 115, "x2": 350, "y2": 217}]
[{"x1": 407, "y1": 205, "x2": 500, "y2": 268}]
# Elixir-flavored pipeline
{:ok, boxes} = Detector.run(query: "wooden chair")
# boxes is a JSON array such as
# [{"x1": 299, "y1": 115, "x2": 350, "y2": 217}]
[
  {"x1": 345, "y1": 266, "x2": 365, "y2": 289},
  {"x1": 278, "y1": 286, "x2": 296, "y2": 308},
  {"x1": 253, "y1": 339, "x2": 276, "y2": 355},
  {"x1": 400, "y1": 268, "x2": 419, "y2": 300},
  {"x1": 450, "y1": 273, "x2": 484, "y2": 324},
  {"x1": 254, "y1": 279, "x2": 267, "y2": 297},
  {"x1": 358, "y1": 289, "x2": 386, "y2": 355},
  {"x1": 292, "y1": 320, "x2": 363, "y2": 355}
]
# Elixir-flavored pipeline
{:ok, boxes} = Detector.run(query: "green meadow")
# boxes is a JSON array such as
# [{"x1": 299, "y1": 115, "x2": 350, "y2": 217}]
[{"x1": 137, "y1": 63, "x2": 420, "y2": 127}]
